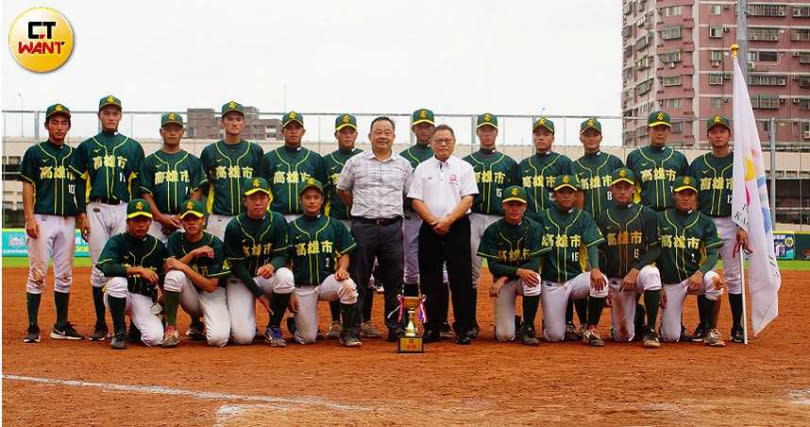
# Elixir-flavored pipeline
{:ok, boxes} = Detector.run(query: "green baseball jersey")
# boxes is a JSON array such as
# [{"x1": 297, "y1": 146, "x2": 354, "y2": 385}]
[
  {"x1": 200, "y1": 140, "x2": 264, "y2": 216},
  {"x1": 223, "y1": 211, "x2": 289, "y2": 276},
  {"x1": 400, "y1": 144, "x2": 434, "y2": 169},
  {"x1": 166, "y1": 231, "x2": 231, "y2": 289},
  {"x1": 69, "y1": 132, "x2": 144, "y2": 204},
  {"x1": 288, "y1": 214, "x2": 357, "y2": 286},
  {"x1": 572, "y1": 151, "x2": 624, "y2": 222},
  {"x1": 139, "y1": 150, "x2": 205, "y2": 215},
  {"x1": 518, "y1": 152, "x2": 573, "y2": 220},
  {"x1": 625, "y1": 146, "x2": 689, "y2": 211},
  {"x1": 656, "y1": 209, "x2": 723, "y2": 283},
  {"x1": 537, "y1": 207, "x2": 604, "y2": 283},
  {"x1": 324, "y1": 147, "x2": 362, "y2": 220},
  {"x1": 19, "y1": 140, "x2": 80, "y2": 216},
  {"x1": 462, "y1": 150, "x2": 519, "y2": 215},
  {"x1": 96, "y1": 232, "x2": 168, "y2": 299},
  {"x1": 596, "y1": 203, "x2": 659, "y2": 278},
  {"x1": 476, "y1": 217, "x2": 548, "y2": 281},
  {"x1": 688, "y1": 152, "x2": 733, "y2": 218},
  {"x1": 258, "y1": 146, "x2": 327, "y2": 215}
]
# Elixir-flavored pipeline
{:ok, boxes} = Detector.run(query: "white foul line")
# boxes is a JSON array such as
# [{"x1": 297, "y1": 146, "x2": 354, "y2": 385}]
[{"x1": 3, "y1": 374, "x2": 369, "y2": 412}]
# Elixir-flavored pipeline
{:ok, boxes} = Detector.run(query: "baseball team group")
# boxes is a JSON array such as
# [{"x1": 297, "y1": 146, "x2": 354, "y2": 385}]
[{"x1": 19, "y1": 95, "x2": 751, "y2": 350}]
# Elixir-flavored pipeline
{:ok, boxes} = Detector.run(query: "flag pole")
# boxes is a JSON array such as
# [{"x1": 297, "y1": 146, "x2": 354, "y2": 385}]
[{"x1": 731, "y1": 43, "x2": 750, "y2": 346}]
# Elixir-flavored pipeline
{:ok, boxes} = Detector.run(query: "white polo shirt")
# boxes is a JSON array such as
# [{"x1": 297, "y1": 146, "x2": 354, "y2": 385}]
[{"x1": 408, "y1": 155, "x2": 479, "y2": 219}]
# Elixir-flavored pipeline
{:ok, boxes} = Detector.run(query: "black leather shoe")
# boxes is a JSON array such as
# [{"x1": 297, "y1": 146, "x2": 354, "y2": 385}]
[
  {"x1": 386, "y1": 328, "x2": 404, "y2": 342},
  {"x1": 423, "y1": 330, "x2": 441, "y2": 343},
  {"x1": 455, "y1": 334, "x2": 471, "y2": 345}
]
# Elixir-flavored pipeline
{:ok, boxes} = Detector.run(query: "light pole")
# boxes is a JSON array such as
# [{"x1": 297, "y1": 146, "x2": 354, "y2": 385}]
[{"x1": 17, "y1": 93, "x2": 23, "y2": 137}]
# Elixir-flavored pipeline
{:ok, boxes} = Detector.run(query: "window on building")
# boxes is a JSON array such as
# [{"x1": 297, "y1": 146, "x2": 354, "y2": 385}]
[
  {"x1": 662, "y1": 75, "x2": 682, "y2": 87},
  {"x1": 662, "y1": 98, "x2": 681, "y2": 109},
  {"x1": 709, "y1": 74, "x2": 725, "y2": 85},
  {"x1": 659, "y1": 49, "x2": 683, "y2": 63},
  {"x1": 636, "y1": 79, "x2": 654, "y2": 96},
  {"x1": 798, "y1": 75, "x2": 810, "y2": 88},
  {"x1": 747, "y1": 4, "x2": 787, "y2": 17},
  {"x1": 748, "y1": 74, "x2": 787, "y2": 86},
  {"x1": 710, "y1": 97, "x2": 724, "y2": 109},
  {"x1": 794, "y1": 6, "x2": 810, "y2": 18},
  {"x1": 635, "y1": 55, "x2": 652, "y2": 70},
  {"x1": 636, "y1": 33, "x2": 651, "y2": 50},
  {"x1": 758, "y1": 51, "x2": 778, "y2": 62},
  {"x1": 792, "y1": 29, "x2": 810, "y2": 41},
  {"x1": 800, "y1": 99, "x2": 810, "y2": 111},
  {"x1": 709, "y1": 26, "x2": 724, "y2": 38},
  {"x1": 671, "y1": 121, "x2": 683, "y2": 134},
  {"x1": 661, "y1": 6, "x2": 682, "y2": 17},
  {"x1": 710, "y1": 4, "x2": 722, "y2": 15},
  {"x1": 800, "y1": 52, "x2": 810, "y2": 64},
  {"x1": 750, "y1": 27, "x2": 781, "y2": 41},
  {"x1": 751, "y1": 95, "x2": 780, "y2": 109},
  {"x1": 710, "y1": 50, "x2": 724, "y2": 62},
  {"x1": 661, "y1": 26, "x2": 682, "y2": 40}
]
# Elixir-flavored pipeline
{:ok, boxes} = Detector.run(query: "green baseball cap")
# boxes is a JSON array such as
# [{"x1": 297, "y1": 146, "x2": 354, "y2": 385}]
[
  {"x1": 282, "y1": 111, "x2": 304, "y2": 128},
  {"x1": 299, "y1": 177, "x2": 324, "y2": 197},
  {"x1": 533, "y1": 116, "x2": 554, "y2": 134},
  {"x1": 553, "y1": 175, "x2": 581, "y2": 192},
  {"x1": 161, "y1": 112, "x2": 184, "y2": 127},
  {"x1": 412, "y1": 108, "x2": 435, "y2": 126},
  {"x1": 501, "y1": 185, "x2": 528, "y2": 204},
  {"x1": 580, "y1": 117, "x2": 602, "y2": 134},
  {"x1": 244, "y1": 177, "x2": 271, "y2": 197},
  {"x1": 335, "y1": 113, "x2": 358, "y2": 131},
  {"x1": 99, "y1": 95, "x2": 122, "y2": 111},
  {"x1": 673, "y1": 176, "x2": 698, "y2": 193},
  {"x1": 179, "y1": 199, "x2": 206, "y2": 219},
  {"x1": 476, "y1": 113, "x2": 498, "y2": 129},
  {"x1": 648, "y1": 111, "x2": 672, "y2": 128},
  {"x1": 707, "y1": 115, "x2": 730, "y2": 132},
  {"x1": 610, "y1": 168, "x2": 636, "y2": 186},
  {"x1": 221, "y1": 100, "x2": 244, "y2": 116},
  {"x1": 46, "y1": 104, "x2": 71, "y2": 120},
  {"x1": 126, "y1": 198, "x2": 152, "y2": 219}
]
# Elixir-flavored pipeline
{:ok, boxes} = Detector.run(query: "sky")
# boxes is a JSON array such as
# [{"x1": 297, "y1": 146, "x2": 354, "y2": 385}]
[{"x1": 1, "y1": 0, "x2": 622, "y2": 145}]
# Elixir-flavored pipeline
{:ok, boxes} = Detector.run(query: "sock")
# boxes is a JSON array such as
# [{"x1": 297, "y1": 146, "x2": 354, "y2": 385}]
[
  {"x1": 643, "y1": 290, "x2": 660, "y2": 333},
  {"x1": 26, "y1": 292, "x2": 41, "y2": 328},
  {"x1": 189, "y1": 315, "x2": 203, "y2": 328},
  {"x1": 565, "y1": 298, "x2": 574, "y2": 324},
  {"x1": 634, "y1": 303, "x2": 646, "y2": 333},
  {"x1": 364, "y1": 285, "x2": 374, "y2": 321},
  {"x1": 329, "y1": 301, "x2": 341, "y2": 323},
  {"x1": 164, "y1": 291, "x2": 181, "y2": 326},
  {"x1": 341, "y1": 303, "x2": 356, "y2": 333},
  {"x1": 269, "y1": 293, "x2": 291, "y2": 328},
  {"x1": 709, "y1": 298, "x2": 722, "y2": 329},
  {"x1": 586, "y1": 297, "x2": 605, "y2": 327},
  {"x1": 470, "y1": 284, "x2": 478, "y2": 327},
  {"x1": 729, "y1": 293, "x2": 743, "y2": 329},
  {"x1": 440, "y1": 281, "x2": 450, "y2": 325},
  {"x1": 574, "y1": 298, "x2": 588, "y2": 325},
  {"x1": 522, "y1": 295, "x2": 540, "y2": 329},
  {"x1": 92, "y1": 287, "x2": 106, "y2": 326},
  {"x1": 697, "y1": 295, "x2": 709, "y2": 330},
  {"x1": 54, "y1": 291, "x2": 69, "y2": 327},
  {"x1": 107, "y1": 296, "x2": 127, "y2": 335}
]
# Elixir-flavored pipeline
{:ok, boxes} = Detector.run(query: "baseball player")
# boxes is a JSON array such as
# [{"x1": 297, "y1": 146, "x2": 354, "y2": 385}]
[
  {"x1": 518, "y1": 117, "x2": 572, "y2": 221},
  {"x1": 400, "y1": 108, "x2": 452, "y2": 339},
  {"x1": 258, "y1": 111, "x2": 327, "y2": 223},
  {"x1": 463, "y1": 112, "x2": 519, "y2": 339},
  {"x1": 688, "y1": 115, "x2": 750, "y2": 343},
  {"x1": 657, "y1": 176, "x2": 726, "y2": 347},
  {"x1": 20, "y1": 104, "x2": 84, "y2": 343},
  {"x1": 288, "y1": 179, "x2": 361, "y2": 347},
  {"x1": 140, "y1": 112, "x2": 204, "y2": 243},
  {"x1": 223, "y1": 177, "x2": 295, "y2": 346},
  {"x1": 477, "y1": 186, "x2": 547, "y2": 345},
  {"x1": 596, "y1": 168, "x2": 663, "y2": 348},
  {"x1": 199, "y1": 101, "x2": 264, "y2": 240},
  {"x1": 69, "y1": 95, "x2": 145, "y2": 341},
  {"x1": 96, "y1": 199, "x2": 168, "y2": 350},
  {"x1": 162, "y1": 199, "x2": 232, "y2": 347},
  {"x1": 536, "y1": 175, "x2": 609, "y2": 346}
]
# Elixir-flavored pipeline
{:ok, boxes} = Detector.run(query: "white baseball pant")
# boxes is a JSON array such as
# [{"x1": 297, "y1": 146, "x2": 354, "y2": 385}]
[
  {"x1": 608, "y1": 265, "x2": 662, "y2": 342},
  {"x1": 470, "y1": 213, "x2": 500, "y2": 286},
  {"x1": 660, "y1": 271, "x2": 723, "y2": 342},
  {"x1": 713, "y1": 217, "x2": 742, "y2": 295},
  {"x1": 541, "y1": 271, "x2": 609, "y2": 342},
  {"x1": 206, "y1": 214, "x2": 233, "y2": 241},
  {"x1": 493, "y1": 274, "x2": 542, "y2": 342},
  {"x1": 226, "y1": 267, "x2": 295, "y2": 345},
  {"x1": 26, "y1": 214, "x2": 76, "y2": 295},
  {"x1": 292, "y1": 275, "x2": 358, "y2": 344},
  {"x1": 104, "y1": 277, "x2": 163, "y2": 347},
  {"x1": 164, "y1": 270, "x2": 230, "y2": 347},
  {"x1": 147, "y1": 220, "x2": 182, "y2": 245},
  {"x1": 87, "y1": 202, "x2": 127, "y2": 288}
]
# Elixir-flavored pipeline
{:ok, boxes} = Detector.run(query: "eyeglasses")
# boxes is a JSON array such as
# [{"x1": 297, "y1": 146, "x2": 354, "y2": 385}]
[{"x1": 433, "y1": 138, "x2": 454, "y2": 145}]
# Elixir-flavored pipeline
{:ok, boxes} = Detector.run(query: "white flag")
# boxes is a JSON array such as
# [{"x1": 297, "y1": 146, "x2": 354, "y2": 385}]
[{"x1": 730, "y1": 56, "x2": 781, "y2": 336}]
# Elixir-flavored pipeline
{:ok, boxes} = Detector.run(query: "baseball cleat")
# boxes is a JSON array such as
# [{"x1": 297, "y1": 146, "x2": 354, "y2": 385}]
[
  {"x1": 690, "y1": 325, "x2": 707, "y2": 343},
  {"x1": 265, "y1": 326, "x2": 286, "y2": 347},
  {"x1": 162, "y1": 326, "x2": 180, "y2": 348},
  {"x1": 439, "y1": 322, "x2": 455, "y2": 339},
  {"x1": 731, "y1": 326, "x2": 744, "y2": 343},
  {"x1": 516, "y1": 325, "x2": 540, "y2": 346},
  {"x1": 465, "y1": 322, "x2": 480, "y2": 340},
  {"x1": 186, "y1": 321, "x2": 205, "y2": 341},
  {"x1": 582, "y1": 328, "x2": 605, "y2": 347},
  {"x1": 564, "y1": 322, "x2": 580, "y2": 341},
  {"x1": 679, "y1": 324, "x2": 693, "y2": 342},
  {"x1": 325, "y1": 321, "x2": 342, "y2": 340},
  {"x1": 704, "y1": 328, "x2": 726, "y2": 347},
  {"x1": 89, "y1": 323, "x2": 109, "y2": 341},
  {"x1": 642, "y1": 329, "x2": 661, "y2": 348},
  {"x1": 50, "y1": 322, "x2": 84, "y2": 340},
  {"x1": 360, "y1": 321, "x2": 382, "y2": 339},
  {"x1": 24, "y1": 325, "x2": 40, "y2": 343},
  {"x1": 110, "y1": 332, "x2": 127, "y2": 350},
  {"x1": 340, "y1": 331, "x2": 362, "y2": 347}
]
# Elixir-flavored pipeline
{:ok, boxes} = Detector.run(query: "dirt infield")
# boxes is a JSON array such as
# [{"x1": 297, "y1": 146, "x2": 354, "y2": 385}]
[{"x1": 3, "y1": 267, "x2": 810, "y2": 425}]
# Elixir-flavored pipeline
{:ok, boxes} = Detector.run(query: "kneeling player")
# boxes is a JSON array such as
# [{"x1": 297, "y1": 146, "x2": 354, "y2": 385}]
[
  {"x1": 162, "y1": 200, "x2": 231, "y2": 347},
  {"x1": 288, "y1": 179, "x2": 361, "y2": 347},
  {"x1": 658, "y1": 177, "x2": 725, "y2": 347},
  {"x1": 97, "y1": 199, "x2": 168, "y2": 350},
  {"x1": 537, "y1": 175, "x2": 608, "y2": 346},
  {"x1": 596, "y1": 168, "x2": 662, "y2": 348},
  {"x1": 477, "y1": 186, "x2": 545, "y2": 345},
  {"x1": 224, "y1": 178, "x2": 295, "y2": 346}
]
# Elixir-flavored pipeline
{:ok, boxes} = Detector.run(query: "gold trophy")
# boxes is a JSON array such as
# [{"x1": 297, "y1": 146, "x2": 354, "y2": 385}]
[{"x1": 397, "y1": 295, "x2": 424, "y2": 353}]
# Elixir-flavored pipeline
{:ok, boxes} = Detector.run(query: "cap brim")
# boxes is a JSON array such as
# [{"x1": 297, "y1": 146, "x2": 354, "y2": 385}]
[
  {"x1": 476, "y1": 122, "x2": 497, "y2": 129},
  {"x1": 222, "y1": 110, "x2": 244, "y2": 117},
  {"x1": 648, "y1": 121, "x2": 672, "y2": 128},
  {"x1": 673, "y1": 185, "x2": 697, "y2": 193},
  {"x1": 47, "y1": 111, "x2": 71, "y2": 119},
  {"x1": 611, "y1": 177, "x2": 635, "y2": 186},
  {"x1": 244, "y1": 188, "x2": 271, "y2": 197},
  {"x1": 580, "y1": 126, "x2": 602, "y2": 135},
  {"x1": 179, "y1": 210, "x2": 205, "y2": 219},
  {"x1": 127, "y1": 212, "x2": 153, "y2": 219},
  {"x1": 553, "y1": 184, "x2": 579, "y2": 192},
  {"x1": 335, "y1": 123, "x2": 357, "y2": 131},
  {"x1": 707, "y1": 123, "x2": 730, "y2": 132},
  {"x1": 99, "y1": 103, "x2": 122, "y2": 111},
  {"x1": 502, "y1": 197, "x2": 527, "y2": 204},
  {"x1": 299, "y1": 185, "x2": 323, "y2": 196},
  {"x1": 533, "y1": 124, "x2": 554, "y2": 133},
  {"x1": 282, "y1": 119, "x2": 304, "y2": 128},
  {"x1": 162, "y1": 120, "x2": 183, "y2": 127},
  {"x1": 412, "y1": 119, "x2": 435, "y2": 126}
]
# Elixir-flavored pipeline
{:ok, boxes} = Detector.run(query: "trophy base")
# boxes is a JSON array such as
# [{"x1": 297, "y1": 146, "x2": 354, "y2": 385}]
[{"x1": 397, "y1": 336, "x2": 424, "y2": 353}]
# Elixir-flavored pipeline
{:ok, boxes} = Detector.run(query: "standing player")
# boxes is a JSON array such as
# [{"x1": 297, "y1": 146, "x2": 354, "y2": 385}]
[
  {"x1": 463, "y1": 112, "x2": 519, "y2": 338},
  {"x1": 96, "y1": 199, "x2": 168, "y2": 350},
  {"x1": 223, "y1": 178, "x2": 295, "y2": 346},
  {"x1": 688, "y1": 115, "x2": 750, "y2": 343},
  {"x1": 140, "y1": 112, "x2": 204, "y2": 243},
  {"x1": 162, "y1": 199, "x2": 232, "y2": 347},
  {"x1": 288, "y1": 179, "x2": 361, "y2": 347},
  {"x1": 518, "y1": 117, "x2": 572, "y2": 221},
  {"x1": 21, "y1": 104, "x2": 84, "y2": 342},
  {"x1": 70, "y1": 95, "x2": 145, "y2": 341},
  {"x1": 258, "y1": 111, "x2": 327, "y2": 222},
  {"x1": 597, "y1": 168, "x2": 662, "y2": 348},
  {"x1": 477, "y1": 186, "x2": 546, "y2": 345},
  {"x1": 200, "y1": 101, "x2": 264, "y2": 240},
  {"x1": 657, "y1": 176, "x2": 726, "y2": 347},
  {"x1": 537, "y1": 175, "x2": 609, "y2": 346}
]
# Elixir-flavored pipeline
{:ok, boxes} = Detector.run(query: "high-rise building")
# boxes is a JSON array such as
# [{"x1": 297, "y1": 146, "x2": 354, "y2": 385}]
[{"x1": 622, "y1": 0, "x2": 810, "y2": 147}]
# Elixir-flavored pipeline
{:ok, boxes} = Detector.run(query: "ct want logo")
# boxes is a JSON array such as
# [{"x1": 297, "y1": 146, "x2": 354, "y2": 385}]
[{"x1": 9, "y1": 7, "x2": 74, "y2": 73}]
